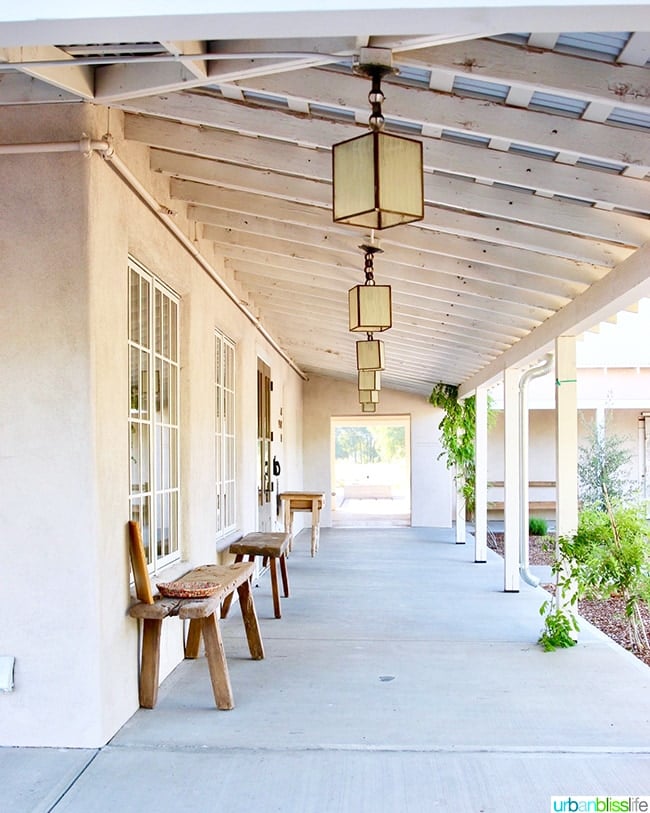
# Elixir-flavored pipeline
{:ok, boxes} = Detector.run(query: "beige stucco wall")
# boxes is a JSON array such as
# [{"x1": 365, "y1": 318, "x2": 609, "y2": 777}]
[
  {"x1": 0, "y1": 103, "x2": 304, "y2": 747},
  {"x1": 302, "y1": 375, "x2": 453, "y2": 528},
  {"x1": 487, "y1": 406, "x2": 645, "y2": 516}
]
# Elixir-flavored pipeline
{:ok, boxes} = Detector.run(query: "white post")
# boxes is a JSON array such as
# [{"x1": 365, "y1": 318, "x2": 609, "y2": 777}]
[
  {"x1": 555, "y1": 335, "x2": 579, "y2": 628},
  {"x1": 474, "y1": 385, "x2": 488, "y2": 563},
  {"x1": 555, "y1": 336, "x2": 579, "y2": 539},
  {"x1": 456, "y1": 469, "x2": 466, "y2": 544},
  {"x1": 503, "y1": 367, "x2": 520, "y2": 592}
]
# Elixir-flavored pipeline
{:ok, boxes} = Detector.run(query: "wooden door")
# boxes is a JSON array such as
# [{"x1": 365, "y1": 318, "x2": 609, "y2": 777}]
[{"x1": 257, "y1": 358, "x2": 273, "y2": 531}]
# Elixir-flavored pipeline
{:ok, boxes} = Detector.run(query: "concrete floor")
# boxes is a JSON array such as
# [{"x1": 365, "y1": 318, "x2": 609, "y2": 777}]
[{"x1": 3, "y1": 526, "x2": 650, "y2": 813}]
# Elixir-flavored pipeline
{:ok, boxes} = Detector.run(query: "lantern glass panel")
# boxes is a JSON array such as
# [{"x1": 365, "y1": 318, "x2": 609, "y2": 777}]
[
  {"x1": 358, "y1": 370, "x2": 380, "y2": 391},
  {"x1": 332, "y1": 131, "x2": 424, "y2": 230},
  {"x1": 356, "y1": 339, "x2": 384, "y2": 371},
  {"x1": 349, "y1": 285, "x2": 392, "y2": 332},
  {"x1": 361, "y1": 402, "x2": 377, "y2": 413},
  {"x1": 359, "y1": 389, "x2": 379, "y2": 404}
]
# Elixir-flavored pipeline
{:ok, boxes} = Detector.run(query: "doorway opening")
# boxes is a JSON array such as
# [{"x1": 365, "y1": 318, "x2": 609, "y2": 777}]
[{"x1": 331, "y1": 415, "x2": 411, "y2": 527}]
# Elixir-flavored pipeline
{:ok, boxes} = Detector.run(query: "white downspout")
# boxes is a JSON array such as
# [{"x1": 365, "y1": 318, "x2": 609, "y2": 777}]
[
  {"x1": 0, "y1": 135, "x2": 307, "y2": 380},
  {"x1": 519, "y1": 353, "x2": 553, "y2": 587}
]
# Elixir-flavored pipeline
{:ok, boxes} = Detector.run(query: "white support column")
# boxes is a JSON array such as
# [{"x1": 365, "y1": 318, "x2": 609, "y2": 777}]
[
  {"x1": 503, "y1": 367, "x2": 520, "y2": 592},
  {"x1": 474, "y1": 385, "x2": 488, "y2": 563},
  {"x1": 555, "y1": 336, "x2": 579, "y2": 538},
  {"x1": 456, "y1": 469, "x2": 466, "y2": 544},
  {"x1": 555, "y1": 336, "x2": 579, "y2": 630}
]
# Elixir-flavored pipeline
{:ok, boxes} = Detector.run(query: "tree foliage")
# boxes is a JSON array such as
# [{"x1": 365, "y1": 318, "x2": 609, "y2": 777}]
[
  {"x1": 335, "y1": 426, "x2": 379, "y2": 464},
  {"x1": 428, "y1": 383, "x2": 477, "y2": 514},
  {"x1": 578, "y1": 418, "x2": 638, "y2": 509}
]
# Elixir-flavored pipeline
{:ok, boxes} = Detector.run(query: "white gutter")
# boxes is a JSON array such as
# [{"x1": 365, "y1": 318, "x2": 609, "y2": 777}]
[
  {"x1": 518, "y1": 353, "x2": 553, "y2": 587},
  {"x1": 0, "y1": 136, "x2": 307, "y2": 380}
]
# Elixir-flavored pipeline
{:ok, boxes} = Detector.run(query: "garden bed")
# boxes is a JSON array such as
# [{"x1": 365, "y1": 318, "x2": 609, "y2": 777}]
[{"x1": 488, "y1": 532, "x2": 650, "y2": 667}]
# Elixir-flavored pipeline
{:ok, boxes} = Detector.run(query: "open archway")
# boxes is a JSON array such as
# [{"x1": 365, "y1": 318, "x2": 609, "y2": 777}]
[{"x1": 330, "y1": 415, "x2": 411, "y2": 527}]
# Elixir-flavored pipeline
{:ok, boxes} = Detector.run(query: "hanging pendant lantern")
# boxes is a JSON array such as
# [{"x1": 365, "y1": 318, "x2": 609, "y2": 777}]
[
  {"x1": 348, "y1": 245, "x2": 392, "y2": 333},
  {"x1": 332, "y1": 47, "x2": 424, "y2": 231},
  {"x1": 359, "y1": 389, "x2": 379, "y2": 404},
  {"x1": 356, "y1": 336, "x2": 385, "y2": 371},
  {"x1": 358, "y1": 369, "x2": 381, "y2": 391}
]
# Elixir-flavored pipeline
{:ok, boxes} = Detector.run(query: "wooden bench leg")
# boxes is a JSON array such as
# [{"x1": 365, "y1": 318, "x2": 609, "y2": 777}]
[
  {"x1": 237, "y1": 579, "x2": 265, "y2": 659},
  {"x1": 139, "y1": 618, "x2": 162, "y2": 709},
  {"x1": 279, "y1": 552, "x2": 290, "y2": 598},
  {"x1": 201, "y1": 613, "x2": 234, "y2": 710},
  {"x1": 185, "y1": 619, "x2": 202, "y2": 659},
  {"x1": 221, "y1": 554, "x2": 244, "y2": 618},
  {"x1": 269, "y1": 556, "x2": 282, "y2": 618}
]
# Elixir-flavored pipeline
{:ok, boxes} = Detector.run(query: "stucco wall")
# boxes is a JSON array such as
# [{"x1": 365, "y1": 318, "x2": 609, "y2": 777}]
[
  {"x1": 0, "y1": 103, "x2": 304, "y2": 747},
  {"x1": 302, "y1": 375, "x2": 452, "y2": 528}
]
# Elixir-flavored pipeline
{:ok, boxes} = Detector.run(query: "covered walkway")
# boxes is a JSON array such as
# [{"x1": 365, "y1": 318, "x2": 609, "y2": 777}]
[{"x1": 5, "y1": 526, "x2": 650, "y2": 812}]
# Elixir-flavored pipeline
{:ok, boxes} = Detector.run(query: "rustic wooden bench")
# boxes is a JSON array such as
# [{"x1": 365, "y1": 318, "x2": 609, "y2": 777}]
[
  {"x1": 127, "y1": 521, "x2": 264, "y2": 710},
  {"x1": 223, "y1": 531, "x2": 290, "y2": 619}
]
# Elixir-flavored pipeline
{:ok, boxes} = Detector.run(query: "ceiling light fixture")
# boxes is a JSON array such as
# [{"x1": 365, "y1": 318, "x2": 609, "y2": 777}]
[
  {"x1": 332, "y1": 47, "x2": 424, "y2": 231},
  {"x1": 348, "y1": 244, "x2": 392, "y2": 334}
]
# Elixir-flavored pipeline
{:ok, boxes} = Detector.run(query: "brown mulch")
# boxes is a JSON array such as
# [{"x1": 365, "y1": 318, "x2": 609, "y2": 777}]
[{"x1": 488, "y1": 532, "x2": 650, "y2": 667}]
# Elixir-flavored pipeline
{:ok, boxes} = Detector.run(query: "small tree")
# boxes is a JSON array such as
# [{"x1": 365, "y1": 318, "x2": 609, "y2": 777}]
[{"x1": 578, "y1": 417, "x2": 638, "y2": 509}]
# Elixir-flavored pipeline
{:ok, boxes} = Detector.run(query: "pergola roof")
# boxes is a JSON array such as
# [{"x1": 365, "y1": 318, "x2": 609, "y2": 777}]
[{"x1": 3, "y1": 3, "x2": 650, "y2": 397}]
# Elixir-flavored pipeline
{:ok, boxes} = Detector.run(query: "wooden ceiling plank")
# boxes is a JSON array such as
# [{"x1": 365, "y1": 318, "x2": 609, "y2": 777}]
[
  {"x1": 129, "y1": 112, "x2": 650, "y2": 215},
  {"x1": 236, "y1": 68, "x2": 650, "y2": 167}
]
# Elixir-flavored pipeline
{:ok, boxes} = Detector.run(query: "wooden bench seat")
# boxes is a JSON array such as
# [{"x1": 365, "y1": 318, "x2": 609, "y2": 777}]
[
  {"x1": 223, "y1": 532, "x2": 290, "y2": 619},
  {"x1": 127, "y1": 521, "x2": 264, "y2": 710}
]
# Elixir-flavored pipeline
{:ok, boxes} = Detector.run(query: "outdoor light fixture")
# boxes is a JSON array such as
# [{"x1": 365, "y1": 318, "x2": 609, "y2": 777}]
[
  {"x1": 356, "y1": 337, "x2": 385, "y2": 371},
  {"x1": 361, "y1": 402, "x2": 377, "y2": 413},
  {"x1": 348, "y1": 244, "x2": 392, "y2": 333},
  {"x1": 358, "y1": 369, "x2": 381, "y2": 391},
  {"x1": 359, "y1": 389, "x2": 379, "y2": 404},
  {"x1": 332, "y1": 47, "x2": 424, "y2": 231}
]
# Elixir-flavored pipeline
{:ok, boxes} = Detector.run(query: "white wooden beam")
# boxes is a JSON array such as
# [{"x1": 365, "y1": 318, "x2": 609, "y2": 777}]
[
  {"x1": 1, "y1": 45, "x2": 94, "y2": 98},
  {"x1": 459, "y1": 241, "x2": 650, "y2": 396},
  {"x1": 404, "y1": 39, "x2": 650, "y2": 115},
  {"x1": 238, "y1": 68, "x2": 650, "y2": 168}
]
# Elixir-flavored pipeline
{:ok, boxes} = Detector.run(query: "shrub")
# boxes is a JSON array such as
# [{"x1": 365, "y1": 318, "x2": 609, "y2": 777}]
[{"x1": 529, "y1": 516, "x2": 548, "y2": 536}]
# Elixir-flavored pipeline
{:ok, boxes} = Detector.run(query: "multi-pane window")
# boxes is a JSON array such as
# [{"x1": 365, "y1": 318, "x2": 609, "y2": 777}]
[
  {"x1": 215, "y1": 331, "x2": 237, "y2": 538},
  {"x1": 128, "y1": 258, "x2": 180, "y2": 569}
]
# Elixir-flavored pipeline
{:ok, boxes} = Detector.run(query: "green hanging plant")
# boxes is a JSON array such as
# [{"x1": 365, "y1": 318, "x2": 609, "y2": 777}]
[{"x1": 428, "y1": 383, "x2": 478, "y2": 516}]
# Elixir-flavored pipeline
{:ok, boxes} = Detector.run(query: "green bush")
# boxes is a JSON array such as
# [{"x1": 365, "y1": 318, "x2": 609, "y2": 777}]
[
  {"x1": 529, "y1": 517, "x2": 548, "y2": 536},
  {"x1": 539, "y1": 497, "x2": 650, "y2": 652}
]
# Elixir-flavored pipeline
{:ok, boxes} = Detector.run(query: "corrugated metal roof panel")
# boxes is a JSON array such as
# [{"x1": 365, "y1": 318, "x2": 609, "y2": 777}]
[
  {"x1": 440, "y1": 129, "x2": 491, "y2": 147},
  {"x1": 452, "y1": 76, "x2": 510, "y2": 102},
  {"x1": 607, "y1": 106, "x2": 650, "y2": 130},
  {"x1": 555, "y1": 32, "x2": 631, "y2": 60},
  {"x1": 529, "y1": 91, "x2": 588, "y2": 116},
  {"x1": 576, "y1": 156, "x2": 627, "y2": 174},
  {"x1": 509, "y1": 143, "x2": 558, "y2": 160}
]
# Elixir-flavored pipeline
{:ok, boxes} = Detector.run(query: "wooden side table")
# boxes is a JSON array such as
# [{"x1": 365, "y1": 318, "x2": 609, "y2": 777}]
[{"x1": 279, "y1": 491, "x2": 324, "y2": 556}]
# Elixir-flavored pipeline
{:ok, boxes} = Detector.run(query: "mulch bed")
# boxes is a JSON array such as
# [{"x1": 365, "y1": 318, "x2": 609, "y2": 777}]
[{"x1": 488, "y1": 532, "x2": 650, "y2": 667}]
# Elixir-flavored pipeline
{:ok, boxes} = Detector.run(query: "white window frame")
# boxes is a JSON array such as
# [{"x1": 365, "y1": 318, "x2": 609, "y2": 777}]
[
  {"x1": 128, "y1": 257, "x2": 181, "y2": 571},
  {"x1": 215, "y1": 330, "x2": 237, "y2": 538}
]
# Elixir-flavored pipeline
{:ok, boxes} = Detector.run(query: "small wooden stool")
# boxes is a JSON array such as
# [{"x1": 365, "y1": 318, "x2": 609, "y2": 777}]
[{"x1": 224, "y1": 532, "x2": 290, "y2": 618}]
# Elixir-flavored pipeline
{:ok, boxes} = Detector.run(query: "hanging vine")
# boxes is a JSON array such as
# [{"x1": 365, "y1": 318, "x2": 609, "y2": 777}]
[{"x1": 428, "y1": 383, "x2": 478, "y2": 515}]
